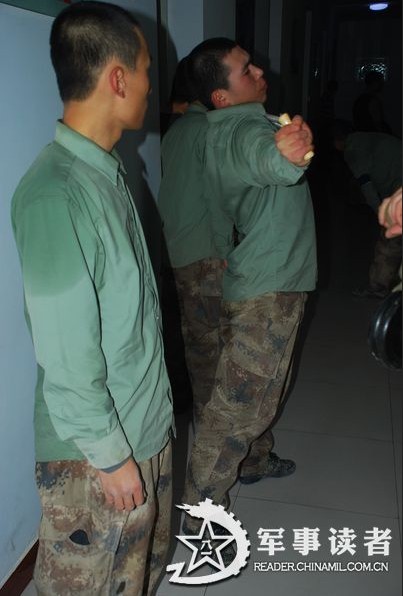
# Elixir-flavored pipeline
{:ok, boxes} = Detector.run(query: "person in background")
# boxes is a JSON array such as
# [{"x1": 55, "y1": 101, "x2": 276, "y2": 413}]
[
  {"x1": 181, "y1": 38, "x2": 316, "y2": 532},
  {"x1": 160, "y1": 57, "x2": 198, "y2": 136},
  {"x1": 353, "y1": 70, "x2": 391, "y2": 134},
  {"x1": 169, "y1": 57, "x2": 195, "y2": 115},
  {"x1": 158, "y1": 58, "x2": 231, "y2": 427},
  {"x1": 11, "y1": 3, "x2": 173, "y2": 594},
  {"x1": 159, "y1": 57, "x2": 200, "y2": 416},
  {"x1": 369, "y1": 187, "x2": 402, "y2": 370},
  {"x1": 333, "y1": 120, "x2": 401, "y2": 298}
]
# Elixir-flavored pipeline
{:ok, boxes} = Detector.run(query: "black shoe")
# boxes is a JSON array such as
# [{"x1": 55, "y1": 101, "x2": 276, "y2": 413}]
[{"x1": 239, "y1": 452, "x2": 296, "y2": 485}]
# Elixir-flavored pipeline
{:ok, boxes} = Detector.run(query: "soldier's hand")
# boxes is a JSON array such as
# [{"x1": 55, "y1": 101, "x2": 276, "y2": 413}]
[
  {"x1": 275, "y1": 115, "x2": 314, "y2": 166},
  {"x1": 98, "y1": 457, "x2": 145, "y2": 511},
  {"x1": 378, "y1": 187, "x2": 402, "y2": 238}
]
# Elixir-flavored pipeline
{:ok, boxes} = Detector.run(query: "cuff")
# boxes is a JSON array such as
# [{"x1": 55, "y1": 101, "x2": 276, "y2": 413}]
[
  {"x1": 101, "y1": 455, "x2": 132, "y2": 474},
  {"x1": 74, "y1": 424, "x2": 132, "y2": 469}
]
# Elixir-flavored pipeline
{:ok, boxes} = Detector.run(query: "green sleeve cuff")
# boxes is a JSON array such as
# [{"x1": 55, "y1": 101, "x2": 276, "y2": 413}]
[
  {"x1": 101, "y1": 455, "x2": 132, "y2": 473},
  {"x1": 75, "y1": 424, "x2": 132, "y2": 469}
]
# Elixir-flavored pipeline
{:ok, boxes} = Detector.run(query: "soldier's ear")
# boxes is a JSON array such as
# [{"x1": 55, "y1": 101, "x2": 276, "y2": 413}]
[
  {"x1": 211, "y1": 89, "x2": 230, "y2": 109},
  {"x1": 110, "y1": 66, "x2": 126, "y2": 98}
]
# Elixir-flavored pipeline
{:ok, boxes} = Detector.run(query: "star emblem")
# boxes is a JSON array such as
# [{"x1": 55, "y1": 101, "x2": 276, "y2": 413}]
[{"x1": 177, "y1": 521, "x2": 235, "y2": 572}]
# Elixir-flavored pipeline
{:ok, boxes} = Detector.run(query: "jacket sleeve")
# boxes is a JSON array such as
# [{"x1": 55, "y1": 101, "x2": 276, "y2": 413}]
[
  {"x1": 13, "y1": 195, "x2": 132, "y2": 469},
  {"x1": 231, "y1": 118, "x2": 308, "y2": 188}
]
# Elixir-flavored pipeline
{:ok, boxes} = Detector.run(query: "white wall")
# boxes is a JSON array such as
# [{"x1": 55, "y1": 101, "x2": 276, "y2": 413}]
[
  {"x1": 163, "y1": 0, "x2": 236, "y2": 66},
  {"x1": 0, "y1": 4, "x2": 61, "y2": 585},
  {"x1": 162, "y1": 0, "x2": 236, "y2": 110},
  {"x1": 160, "y1": 0, "x2": 205, "y2": 111},
  {"x1": 0, "y1": 0, "x2": 162, "y2": 585},
  {"x1": 110, "y1": 0, "x2": 163, "y2": 266},
  {"x1": 166, "y1": 0, "x2": 204, "y2": 60}
]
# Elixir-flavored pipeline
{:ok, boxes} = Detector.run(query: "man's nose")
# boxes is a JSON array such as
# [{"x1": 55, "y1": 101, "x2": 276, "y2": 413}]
[{"x1": 251, "y1": 64, "x2": 264, "y2": 79}]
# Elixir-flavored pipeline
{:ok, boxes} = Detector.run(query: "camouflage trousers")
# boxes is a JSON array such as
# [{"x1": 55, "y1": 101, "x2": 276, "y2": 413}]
[
  {"x1": 34, "y1": 440, "x2": 172, "y2": 596},
  {"x1": 369, "y1": 231, "x2": 402, "y2": 292},
  {"x1": 183, "y1": 292, "x2": 306, "y2": 519},
  {"x1": 173, "y1": 258, "x2": 224, "y2": 427}
]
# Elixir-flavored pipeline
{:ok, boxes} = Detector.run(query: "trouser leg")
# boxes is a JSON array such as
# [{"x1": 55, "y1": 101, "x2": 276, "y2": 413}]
[
  {"x1": 183, "y1": 292, "x2": 305, "y2": 525},
  {"x1": 34, "y1": 459, "x2": 129, "y2": 596},
  {"x1": 239, "y1": 427, "x2": 275, "y2": 476},
  {"x1": 174, "y1": 259, "x2": 224, "y2": 427},
  {"x1": 110, "y1": 440, "x2": 172, "y2": 596},
  {"x1": 369, "y1": 231, "x2": 401, "y2": 292},
  {"x1": 239, "y1": 344, "x2": 296, "y2": 477},
  {"x1": 142, "y1": 441, "x2": 172, "y2": 595},
  {"x1": 34, "y1": 441, "x2": 172, "y2": 596}
]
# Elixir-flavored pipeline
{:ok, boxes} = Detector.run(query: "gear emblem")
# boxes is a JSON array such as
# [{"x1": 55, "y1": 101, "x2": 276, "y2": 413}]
[{"x1": 167, "y1": 498, "x2": 251, "y2": 585}]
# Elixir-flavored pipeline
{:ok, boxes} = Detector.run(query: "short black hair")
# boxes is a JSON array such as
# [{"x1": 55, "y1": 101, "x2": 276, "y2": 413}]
[
  {"x1": 50, "y1": 1, "x2": 141, "y2": 102},
  {"x1": 169, "y1": 57, "x2": 198, "y2": 106},
  {"x1": 187, "y1": 38, "x2": 237, "y2": 109}
]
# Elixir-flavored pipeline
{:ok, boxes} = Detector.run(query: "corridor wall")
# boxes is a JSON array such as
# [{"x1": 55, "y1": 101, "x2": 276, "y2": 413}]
[
  {"x1": 0, "y1": 4, "x2": 60, "y2": 585},
  {"x1": 0, "y1": 0, "x2": 163, "y2": 585}
]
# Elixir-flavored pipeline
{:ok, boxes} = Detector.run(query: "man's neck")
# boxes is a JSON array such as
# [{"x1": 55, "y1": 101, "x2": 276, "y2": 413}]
[{"x1": 63, "y1": 101, "x2": 121, "y2": 152}]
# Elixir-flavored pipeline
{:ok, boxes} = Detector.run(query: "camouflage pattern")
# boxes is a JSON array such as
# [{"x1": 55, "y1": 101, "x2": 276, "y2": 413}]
[
  {"x1": 183, "y1": 292, "x2": 306, "y2": 526},
  {"x1": 34, "y1": 440, "x2": 172, "y2": 596},
  {"x1": 369, "y1": 231, "x2": 402, "y2": 293},
  {"x1": 173, "y1": 258, "x2": 225, "y2": 426}
]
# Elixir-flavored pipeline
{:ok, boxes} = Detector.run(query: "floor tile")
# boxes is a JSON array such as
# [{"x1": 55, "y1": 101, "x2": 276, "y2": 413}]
[
  {"x1": 388, "y1": 370, "x2": 403, "y2": 390},
  {"x1": 172, "y1": 419, "x2": 239, "y2": 501},
  {"x1": 202, "y1": 497, "x2": 401, "y2": 596},
  {"x1": 301, "y1": 293, "x2": 378, "y2": 347},
  {"x1": 277, "y1": 379, "x2": 392, "y2": 442},
  {"x1": 238, "y1": 429, "x2": 398, "y2": 518},
  {"x1": 390, "y1": 385, "x2": 402, "y2": 444},
  {"x1": 296, "y1": 341, "x2": 389, "y2": 389}
]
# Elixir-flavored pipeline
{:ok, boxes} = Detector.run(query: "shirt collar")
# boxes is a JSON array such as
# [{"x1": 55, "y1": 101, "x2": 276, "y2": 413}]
[
  {"x1": 186, "y1": 102, "x2": 208, "y2": 114},
  {"x1": 54, "y1": 121, "x2": 126, "y2": 185},
  {"x1": 207, "y1": 102, "x2": 266, "y2": 122}
]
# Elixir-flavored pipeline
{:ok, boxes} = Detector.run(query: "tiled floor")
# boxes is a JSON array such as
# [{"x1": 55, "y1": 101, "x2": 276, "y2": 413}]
[
  {"x1": 23, "y1": 176, "x2": 402, "y2": 595},
  {"x1": 153, "y1": 295, "x2": 402, "y2": 596}
]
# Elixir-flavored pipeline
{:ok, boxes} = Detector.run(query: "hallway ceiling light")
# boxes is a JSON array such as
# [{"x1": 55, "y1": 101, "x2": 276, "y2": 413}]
[{"x1": 369, "y1": 3, "x2": 389, "y2": 10}]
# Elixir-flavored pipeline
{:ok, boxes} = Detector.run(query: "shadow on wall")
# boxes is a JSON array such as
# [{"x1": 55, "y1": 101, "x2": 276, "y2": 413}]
[
  {"x1": 116, "y1": 10, "x2": 178, "y2": 274},
  {"x1": 118, "y1": 11, "x2": 193, "y2": 419},
  {"x1": 254, "y1": 51, "x2": 284, "y2": 116}
]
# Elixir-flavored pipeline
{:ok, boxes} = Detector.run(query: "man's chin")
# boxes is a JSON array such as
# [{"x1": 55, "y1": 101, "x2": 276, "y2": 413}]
[{"x1": 129, "y1": 115, "x2": 147, "y2": 131}]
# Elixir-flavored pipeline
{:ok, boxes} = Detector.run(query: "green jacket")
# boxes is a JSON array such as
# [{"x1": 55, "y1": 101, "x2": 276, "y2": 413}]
[
  {"x1": 345, "y1": 132, "x2": 402, "y2": 198},
  {"x1": 159, "y1": 103, "x2": 231, "y2": 267},
  {"x1": 205, "y1": 103, "x2": 317, "y2": 301},
  {"x1": 12, "y1": 122, "x2": 173, "y2": 468}
]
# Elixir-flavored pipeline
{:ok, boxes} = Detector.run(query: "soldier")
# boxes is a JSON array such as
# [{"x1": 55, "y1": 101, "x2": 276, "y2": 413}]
[
  {"x1": 181, "y1": 38, "x2": 317, "y2": 529},
  {"x1": 11, "y1": 2, "x2": 173, "y2": 594},
  {"x1": 353, "y1": 70, "x2": 391, "y2": 134},
  {"x1": 333, "y1": 120, "x2": 402, "y2": 298},
  {"x1": 158, "y1": 57, "x2": 231, "y2": 428}
]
